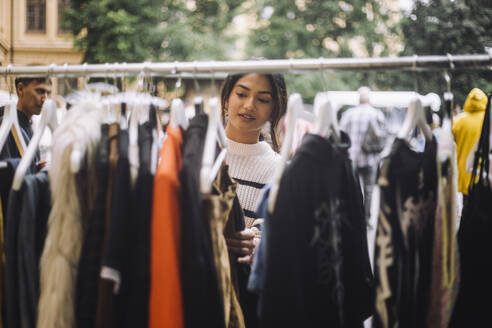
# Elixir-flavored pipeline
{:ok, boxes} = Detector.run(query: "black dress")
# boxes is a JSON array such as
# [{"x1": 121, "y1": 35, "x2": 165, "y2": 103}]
[
  {"x1": 179, "y1": 114, "x2": 225, "y2": 328},
  {"x1": 119, "y1": 121, "x2": 155, "y2": 328},
  {"x1": 373, "y1": 137, "x2": 438, "y2": 328},
  {"x1": 261, "y1": 133, "x2": 374, "y2": 328},
  {"x1": 76, "y1": 124, "x2": 109, "y2": 328}
]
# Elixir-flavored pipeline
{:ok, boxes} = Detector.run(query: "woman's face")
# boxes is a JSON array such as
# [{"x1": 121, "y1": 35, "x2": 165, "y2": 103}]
[{"x1": 225, "y1": 73, "x2": 274, "y2": 143}]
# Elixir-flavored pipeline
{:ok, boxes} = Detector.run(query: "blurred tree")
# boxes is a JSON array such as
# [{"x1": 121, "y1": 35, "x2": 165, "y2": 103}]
[
  {"x1": 64, "y1": 0, "x2": 165, "y2": 63},
  {"x1": 63, "y1": 0, "x2": 244, "y2": 63},
  {"x1": 247, "y1": 0, "x2": 402, "y2": 101},
  {"x1": 157, "y1": 0, "x2": 244, "y2": 61},
  {"x1": 399, "y1": 0, "x2": 492, "y2": 106}
]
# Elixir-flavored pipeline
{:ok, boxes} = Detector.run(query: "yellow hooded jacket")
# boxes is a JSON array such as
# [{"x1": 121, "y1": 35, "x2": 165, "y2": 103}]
[{"x1": 452, "y1": 88, "x2": 488, "y2": 194}]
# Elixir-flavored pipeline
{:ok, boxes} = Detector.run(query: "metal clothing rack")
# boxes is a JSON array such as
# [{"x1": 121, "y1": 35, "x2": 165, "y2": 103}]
[{"x1": 0, "y1": 54, "x2": 491, "y2": 78}]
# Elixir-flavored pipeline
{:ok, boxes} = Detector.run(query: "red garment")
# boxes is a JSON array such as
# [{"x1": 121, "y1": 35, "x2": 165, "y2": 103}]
[{"x1": 149, "y1": 126, "x2": 184, "y2": 328}]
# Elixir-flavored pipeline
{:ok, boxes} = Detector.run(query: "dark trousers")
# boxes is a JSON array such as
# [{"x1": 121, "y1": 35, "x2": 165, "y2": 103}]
[{"x1": 356, "y1": 165, "x2": 377, "y2": 223}]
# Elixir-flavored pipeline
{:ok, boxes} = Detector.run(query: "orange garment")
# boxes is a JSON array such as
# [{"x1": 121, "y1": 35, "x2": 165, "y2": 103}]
[{"x1": 149, "y1": 126, "x2": 184, "y2": 328}]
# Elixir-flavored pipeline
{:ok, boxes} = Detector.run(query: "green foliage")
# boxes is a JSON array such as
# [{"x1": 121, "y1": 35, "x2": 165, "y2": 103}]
[
  {"x1": 61, "y1": 0, "x2": 492, "y2": 106},
  {"x1": 248, "y1": 1, "x2": 399, "y2": 59},
  {"x1": 399, "y1": 0, "x2": 492, "y2": 106},
  {"x1": 63, "y1": 0, "x2": 244, "y2": 63},
  {"x1": 156, "y1": 1, "x2": 244, "y2": 61},
  {"x1": 64, "y1": 0, "x2": 165, "y2": 63},
  {"x1": 247, "y1": 0, "x2": 402, "y2": 100}
]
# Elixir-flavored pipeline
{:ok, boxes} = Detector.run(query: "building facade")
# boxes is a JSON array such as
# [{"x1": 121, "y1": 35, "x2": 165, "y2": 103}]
[{"x1": 0, "y1": 0, "x2": 82, "y2": 93}]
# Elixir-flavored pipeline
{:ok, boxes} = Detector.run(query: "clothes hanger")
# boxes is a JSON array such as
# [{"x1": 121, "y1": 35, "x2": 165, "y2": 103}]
[
  {"x1": 149, "y1": 103, "x2": 159, "y2": 175},
  {"x1": 0, "y1": 67, "x2": 27, "y2": 155},
  {"x1": 397, "y1": 57, "x2": 432, "y2": 142},
  {"x1": 0, "y1": 100, "x2": 27, "y2": 156},
  {"x1": 438, "y1": 71, "x2": 455, "y2": 179},
  {"x1": 192, "y1": 64, "x2": 204, "y2": 116},
  {"x1": 194, "y1": 97, "x2": 204, "y2": 116},
  {"x1": 313, "y1": 92, "x2": 341, "y2": 142},
  {"x1": 397, "y1": 95, "x2": 433, "y2": 142},
  {"x1": 128, "y1": 71, "x2": 144, "y2": 183},
  {"x1": 12, "y1": 98, "x2": 58, "y2": 190},
  {"x1": 169, "y1": 76, "x2": 189, "y2": 129},
  {"x1": 312, "y1": 64, "x2": 340, "y2": 141},
  {"x1": 268, "y1": 93, "x2": 304, "y2": 213},
  {"x1": 70, "y1": 68, "x2": 112, "y2": 174},
  {"x1": 169, "y1": 98, "x2": 189, "y2": 129},
  {"x1": 200, "y1": 97, "x2": 228, "y2": 194}
]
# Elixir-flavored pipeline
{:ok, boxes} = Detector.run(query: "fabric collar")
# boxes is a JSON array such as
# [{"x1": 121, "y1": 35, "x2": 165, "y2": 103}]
[
  {"x1": 296, "y1": 132, "x2": 351, "y2": 164},
  {"x1": 226, "y1": 138, "x2": 273, "y2": 157}
]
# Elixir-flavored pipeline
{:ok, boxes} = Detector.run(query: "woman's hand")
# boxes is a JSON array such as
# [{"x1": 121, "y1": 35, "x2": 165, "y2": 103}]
[{"x1": 226, "y1": 228, "x2": 259, "y2": 264}]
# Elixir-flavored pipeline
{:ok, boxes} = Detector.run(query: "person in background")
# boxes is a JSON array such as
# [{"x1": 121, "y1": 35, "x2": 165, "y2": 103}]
[
  {"x1": 340, "y1": 86, "x2": 387, "y2": 226},
  {"x1": 452, "y1": 88, "x2": 488, "y2": 203},
  {"x1": 0, "y1": 77, "x2": 51, "y2": 170}
]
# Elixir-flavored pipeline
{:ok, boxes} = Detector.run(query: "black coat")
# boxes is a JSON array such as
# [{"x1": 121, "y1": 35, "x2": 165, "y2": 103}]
[
  {"x1": 5, "y1": 172, "x2": 50, "y2": 328},
  {"x1": 260, "y1": 133, "x2": 374, "y2": 328},
  {"x1": 118, "y1": 121, "x2": 155, "y2": 328},
  {"x1": 179, "y1": 114, "x2": 225, "y2": 328},
  {"x1": 17, "y1": 172, "x2": 51, "y2": 328},
  {"x1": 76, "y1": 124, "x2": 109, "y2": 328}
]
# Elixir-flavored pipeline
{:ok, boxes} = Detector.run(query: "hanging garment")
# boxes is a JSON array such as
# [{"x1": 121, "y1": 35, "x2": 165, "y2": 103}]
[
  {"x1": 94, "y1": 122, "x2": 120, "y2": 328},
  {"x1": 98, "y1": 123, "x2": 131, "y2": 328},
  {"x1": 224, "y1": 195, "x2": 250, "y2": 326},
  {"x1": 373, "y1": 137, "x2": 438, "y2": 328},
  {"x1": 203, "y1": 163, "x2": 245, "y2": 328},
  {"x1": 17, "y1": 172, "x2": 50, "y2": 328},
  {"x1": 0, "y1": 200, "x2": 2, "y2": 328},
  {"x1": 37, "y1": 101, "x2": 103, "y2": 328},
  {"x1": 179, "y1": 114, "x2": 225, "y2": 328},
  {"x1": 149, "y1": 124, "x2": 184, "y2": 328},
  {"x1": 4, "y1": 172, "x2": 25, "y2": 328},
  {"x1": 260, "y1": 133, "x2": 373, "y2": 328},
  {"x1": 247, "y1": 185, "x2": 271, "y2": 324},
  {"x1": 121, "y1": 120, "x2": 154, "y2": 328},
  {"x1": 450, "y1": 94, "x2": 492, "y2": 327},
  {"x1": 0, "y1": 158, "x2": 20, "y2": 215},
  {"x1": 426, "y1": 154, "x2": 460, "y2": 328},
  {"x1": 247, "y1": 185, "x2": 271, "y2": 295},
  {"x1": 452, "y1": 88, "x2": 487, "y2": 194},
  {"x1": 0, "y1": 158, "x2": 20, "y2": 328},
  {"x1": 76, "y1": 123, "x2": 110, "y2": 328}
]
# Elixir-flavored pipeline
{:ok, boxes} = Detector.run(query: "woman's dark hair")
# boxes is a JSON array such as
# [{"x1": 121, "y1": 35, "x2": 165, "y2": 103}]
[{"x1": 220, "y1": 73, "x2": 287, "y2": 152}]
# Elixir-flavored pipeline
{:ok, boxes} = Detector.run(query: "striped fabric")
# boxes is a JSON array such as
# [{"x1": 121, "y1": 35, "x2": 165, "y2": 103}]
[
  {"x1": 225, "y1": 138, "x2": 280, "y2": 228},
  {"x1": 340, "y1": 103, "x2": 387, "y2": 168}
]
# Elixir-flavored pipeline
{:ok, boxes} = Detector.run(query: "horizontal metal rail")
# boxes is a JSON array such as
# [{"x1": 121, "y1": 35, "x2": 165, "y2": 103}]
[{"x1": 0, "y1": 54, "x2": 491, "y2": 77}]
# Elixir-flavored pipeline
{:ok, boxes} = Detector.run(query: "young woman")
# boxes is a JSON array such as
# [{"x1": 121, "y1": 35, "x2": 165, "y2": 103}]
[{"x1": 221, "y1": 73, "x2": 287, "y2": 264}]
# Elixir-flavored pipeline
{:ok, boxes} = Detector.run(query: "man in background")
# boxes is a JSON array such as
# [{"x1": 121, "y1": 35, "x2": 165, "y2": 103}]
[
  {"x1": 340, "y1": 86, "x2": 387, "y2": 225},
  {"x1": 0, "y1": 77, "x2": 51, "y2": 170}
]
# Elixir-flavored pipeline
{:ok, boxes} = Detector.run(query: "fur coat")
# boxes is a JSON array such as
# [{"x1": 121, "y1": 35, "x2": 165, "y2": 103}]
[{"x1": 37, "y1": 100, "x2": 104, "y2": 328}]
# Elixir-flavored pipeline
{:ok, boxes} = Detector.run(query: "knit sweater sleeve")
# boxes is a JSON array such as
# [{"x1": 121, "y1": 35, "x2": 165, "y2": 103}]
[{"x1": 225, "y1": 138, "x2": 280, "y2": 228}]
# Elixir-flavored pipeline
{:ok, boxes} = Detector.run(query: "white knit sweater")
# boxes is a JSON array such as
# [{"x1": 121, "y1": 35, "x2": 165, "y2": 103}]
[{"x1": 225, "y1": 138, "x2": 280, "y2": 228}]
